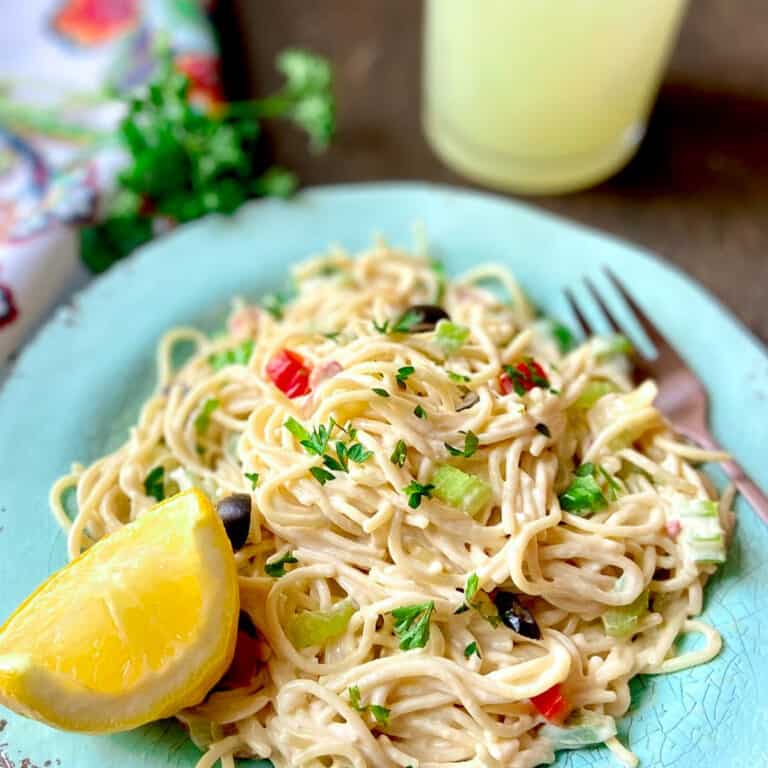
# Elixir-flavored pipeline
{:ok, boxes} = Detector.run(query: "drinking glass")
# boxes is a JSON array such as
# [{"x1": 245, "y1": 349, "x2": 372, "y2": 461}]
[{"x1": 423, "y1": 0, "x2": 689, "y2": 194}]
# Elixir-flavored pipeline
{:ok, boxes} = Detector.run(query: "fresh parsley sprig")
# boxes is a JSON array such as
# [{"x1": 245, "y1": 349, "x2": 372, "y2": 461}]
[
  {"x1": 144, "y1": 466, "x2": 165, "y2": 502},
  {"x1": 454, "y1": 573, "x2": 500, "y2": 628},
  {"x1": 464, "y1": 641, "x2": 481, "y2": 659},
  {"x1": 81, "y1": 49, "x2": 335, "y2": 273},
  {"x1": 396, "y1": 366, "x2": 415, "y2": 388},
  {"x1": 209, "y1": 339, "x2": 254, "y2": 371},
  {"x1": 445, "y1": 430, "x2": 479, "y2": 458},
  {"x1": 390, "y1": 439, "x2": 408, "y2": 467},
  {"x1": 372, "y1": 309, "x2": 424, "y2": 335},
  {"x1": 265, "y1": 552, "x2": 298, "y2": 578},
  {"x1": 285, "y1": 417, "x2": 371, "y2": 485},
  {"x1": 402, "y1": 481, "x2": 434, "y2": 509},
  {"x1": 391, "y1": 601, "x2": 435, "y2": 650},
  {"x1": 348, "y1": 686, "x2": 390, "y2": 726}
]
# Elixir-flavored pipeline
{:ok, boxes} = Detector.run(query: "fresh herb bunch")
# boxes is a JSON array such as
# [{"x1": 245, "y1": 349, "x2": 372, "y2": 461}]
[{"x1": 82, "y1": 48, "x2": 335, "y2": 273}]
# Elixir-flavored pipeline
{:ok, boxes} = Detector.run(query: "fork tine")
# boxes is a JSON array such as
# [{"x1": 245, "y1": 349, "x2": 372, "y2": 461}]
[
  {"x1": 584, "y1": 278, "x2": 621, "y2": 334},
  {"x1": 564, "y1": 288, "x2": 593, "y2": 337},
  {"x1": 604, "y1": 268, "x2": 667, "y2": 350}
]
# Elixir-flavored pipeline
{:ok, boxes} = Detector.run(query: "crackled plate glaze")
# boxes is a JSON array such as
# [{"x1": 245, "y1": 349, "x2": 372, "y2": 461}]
[{"x1": 1, "y1": 183, "x2": 766, "y2": 768}]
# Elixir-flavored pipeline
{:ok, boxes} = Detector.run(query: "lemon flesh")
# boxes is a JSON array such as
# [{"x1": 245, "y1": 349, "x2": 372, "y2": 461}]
[{"x1": 0, "y1": 489, "x2": 239, "y2": 733}]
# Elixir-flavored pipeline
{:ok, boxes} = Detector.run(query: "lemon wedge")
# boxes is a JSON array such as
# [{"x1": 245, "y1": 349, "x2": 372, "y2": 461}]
[{"x1": 0, "y1": 489, "x2": 239, "y2": 733}]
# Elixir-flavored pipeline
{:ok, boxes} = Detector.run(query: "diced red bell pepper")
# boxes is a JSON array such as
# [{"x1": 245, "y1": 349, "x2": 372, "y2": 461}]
[
  {"x1": 530, "y1": 682, "x2": 571, "y2": 723},
  {"x1": 500, "y1": 358, "x2": 550, "y2": 396},
  {"x1": 219, "y1": 630, "x2": 261, "y2": 690},
  {"x1": 266, "y1": 349, "x2": 312, "y2": 398}
]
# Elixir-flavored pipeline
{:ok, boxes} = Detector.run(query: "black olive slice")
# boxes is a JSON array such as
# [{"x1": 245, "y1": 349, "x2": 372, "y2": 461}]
[{"x1": 216, "y1": 493, "x2": 252, "y2": 550}]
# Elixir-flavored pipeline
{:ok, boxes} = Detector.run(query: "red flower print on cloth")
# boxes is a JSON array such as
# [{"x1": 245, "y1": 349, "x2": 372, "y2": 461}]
[
  {"x1": 52, "y1": 0, "x2": 140, "y2": 46},
  {"x1": 175, "y1": 53, "x2": 225, "y2": 112},
  {"x1": 0, "y1": 283, "x2": 19, "y2": 329}
]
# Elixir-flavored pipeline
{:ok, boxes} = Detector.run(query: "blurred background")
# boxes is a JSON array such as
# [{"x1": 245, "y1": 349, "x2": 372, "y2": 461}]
[
  {"x1": 216, "y1": 0, "x2": 768, "y2": 342},
  {"x1": 0, "y1": 0, "x2": 766, "y2": 364}
]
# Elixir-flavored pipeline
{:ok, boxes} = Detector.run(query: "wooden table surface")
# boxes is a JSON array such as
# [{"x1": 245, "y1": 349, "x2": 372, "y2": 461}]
[{"x1": 216, "y1": 0, "x2": 768, "y2": 344}]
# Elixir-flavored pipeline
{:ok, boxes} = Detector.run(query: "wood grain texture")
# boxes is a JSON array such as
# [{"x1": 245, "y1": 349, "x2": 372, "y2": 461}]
[{"x1": 215, "y1": 0, "x2": 768, "y2": 343}]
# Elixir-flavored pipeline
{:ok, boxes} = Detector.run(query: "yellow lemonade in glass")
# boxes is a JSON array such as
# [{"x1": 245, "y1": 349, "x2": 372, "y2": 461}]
[{"x1": 423, "y1": 0, "x2": 688, "y2": 194}]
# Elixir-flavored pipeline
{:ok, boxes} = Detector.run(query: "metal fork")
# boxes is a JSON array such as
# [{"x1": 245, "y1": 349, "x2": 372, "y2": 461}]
[{"x1": 565, "y1": 269, "x2": 768, "y2": 523}]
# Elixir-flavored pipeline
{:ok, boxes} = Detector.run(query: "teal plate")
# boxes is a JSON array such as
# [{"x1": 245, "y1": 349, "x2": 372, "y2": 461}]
[{"x1": 1, "y1": 183, "x2": 767, "y2": 768}]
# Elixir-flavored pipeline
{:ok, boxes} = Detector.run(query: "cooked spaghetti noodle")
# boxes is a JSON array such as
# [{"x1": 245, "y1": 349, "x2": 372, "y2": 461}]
[{"x1": 51, "y1": 244, "x2": 733, "y2": 768}]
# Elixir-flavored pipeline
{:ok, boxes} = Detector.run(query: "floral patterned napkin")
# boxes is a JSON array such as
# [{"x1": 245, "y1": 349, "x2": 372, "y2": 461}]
[{"x1": 0, "y1": 0, "x2": 221, "y2": 365}]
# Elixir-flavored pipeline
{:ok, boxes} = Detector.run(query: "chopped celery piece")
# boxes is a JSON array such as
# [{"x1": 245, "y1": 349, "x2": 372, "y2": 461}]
[
  {"x1": 680, "y1": 499, "x2": 719, "y2": 518},
  {"x1": 594, "y1": 334, "x2": 633, "y2": 361},
  {"x1": 287, "y1": 599, "x2": 356, "y2": 649},
  {"x1": 602, "y1": 589, "x2": 649, "y2": 637},
  {"x1": 431, "y1": 465, "x2": 493, "y2": 518},
  {"x1": 435, "y1": 320, "x2": 470, "y2": 355},
  {"x1": 540, "y1": 710, "x2": 617, "y2": 750},
  {"x1": 573, "y1": 380, "x2": 619, "y2": 409},
  {"x1": 676, "y1": 499, "x2": 726, "y2": 565}
]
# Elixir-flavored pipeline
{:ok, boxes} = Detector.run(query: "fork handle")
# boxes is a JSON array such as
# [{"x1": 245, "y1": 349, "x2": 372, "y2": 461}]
[{"x1": 682, "y1": 427, "x2": 768, "y2": 525}]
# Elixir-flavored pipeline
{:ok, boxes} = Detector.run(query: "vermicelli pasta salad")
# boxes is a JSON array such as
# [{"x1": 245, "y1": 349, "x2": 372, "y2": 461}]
[{"x1": 50, "y1": 243, "x2": 733, "y2": 768}]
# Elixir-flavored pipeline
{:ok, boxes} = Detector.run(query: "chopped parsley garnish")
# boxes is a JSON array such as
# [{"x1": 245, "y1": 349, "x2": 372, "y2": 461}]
[
  {"x1": 396, "y1": 365, "x2": 415, "y2": 387},
  {"x1": 372, "y1": 388, "x2": 390, "y2": 398},
  {"x1": 455, "y1": 572, "x2": 480, "y2": 614},
  {"x1": 209, "y1": 339, "x2": 254, "y2": 371},
  {"x1": 323, "y1": 331, "x2": 341, "y2": 341},
  {"x1": 390, "y1": 439, "x2": 408, "y2": 467},
  {"x1": 368, "y1": 704, "x2": 391, "y2": 725},
  {"x1": 348, "y1": 685, "x2": 363, "y2": 709},
  {"x1": 348, "y1": 686, "x2": 390, "y2": 725},
  {"x1": 262, "y1": 290, "x2": 293, "y2": 320},
  {"x1": 392, "y1": 308, "x2": 425, "y2": 334},
  {"x1": 265, "y1": 552, "x2": 298, "y2": 577},
  {"x1": 372, "y1": 307, "x2": 437, "y2": 335},
  {"x1": 310, "y1": 467, "x2": 335, "y2": 485},
  {"x1": 465, "y1": 572, "x2": 479, "y2": 603},
  {"x1": 535, "y1": 423, "x2": 551, "y2": 438},
  {"x1": 194, "y1": 398, "x2": 220, "y2": 434},
  {"x1": 454, "y1": 575, "x2": 500, "y2": 627},
  {"x1": 284, "y1": 417, "x2": 330, "y2": 455},
  {"x1": 336, "y1": 420, "x2": 358, "y2": 439},
  {"x1": 402, "y1": 481, "x2": 434, "y2": 509},
  {"x1": 144, "y1": 466, "x2": 165, "y2": 502},
  {"x1": 447, "y1": 371, "x2": 471, "y2": 384},
  {"x1": 285, "y1": 417, "x2": 371, "y2": 484},
  {"x1": 445, "y1": 430, "x2": 479, "y2": 458},
  {"x1": 347, "y1": 443, "x2": 373, "y2": 463},
  {"x1": 391, "y1": 601, "x2": 435, "y2": 650},
  {"x1": 322, "y1": 451, "x2": 346, "y2": 472},
  {"x1": 558, "y1": 463, "x2": 608, "y2": 516},
  {"x1": 464, "y1": 641, "x2": 481, "y2": 659},
  {"x1": 413, "y1": 404, "x2": 427, "y2": 419},
  {"x1": 501, "y1": 358, "x2": 550, "y2": 396},
  {"x1": 551, "y1": 321, "x2": 576, "y2": 355},
  {"x1": 245, "y1": 471, "x2": 260, "y2": 489}
]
